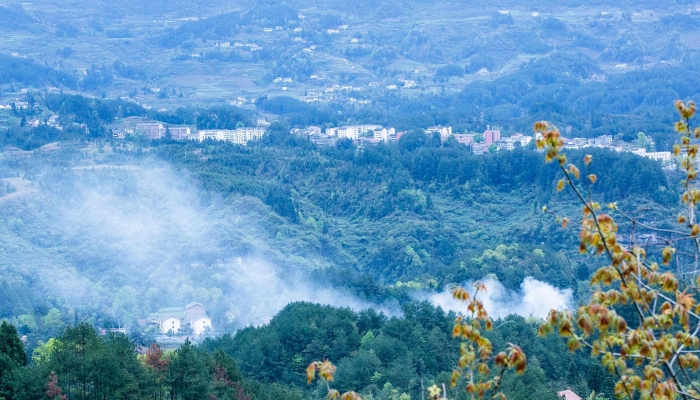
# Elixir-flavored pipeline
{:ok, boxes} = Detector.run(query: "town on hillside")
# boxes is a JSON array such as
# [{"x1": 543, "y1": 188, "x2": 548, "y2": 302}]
[{"x1": 11, "y1": 105, "x2": 675, "y2": 168}]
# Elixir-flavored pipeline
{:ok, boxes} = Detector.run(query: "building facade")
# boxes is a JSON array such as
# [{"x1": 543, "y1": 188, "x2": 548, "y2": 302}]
[
  {"x1": 484, "y1": 129, "x2": 501, "y2": 145},
  {"x1": 197, "y1": 127, "x2": 265, "y2": 145},
  {"x1": 136, "y1": 123, "x2": 165, "y2": 140}
]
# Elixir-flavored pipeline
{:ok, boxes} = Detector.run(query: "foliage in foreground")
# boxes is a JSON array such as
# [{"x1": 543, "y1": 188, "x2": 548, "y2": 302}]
[
  {"x1": 538, "y1": 101, "x2": 700, "y2": 399},
  {"x1": 308, "y1": 285, "x2": 527, "y2": 400}
]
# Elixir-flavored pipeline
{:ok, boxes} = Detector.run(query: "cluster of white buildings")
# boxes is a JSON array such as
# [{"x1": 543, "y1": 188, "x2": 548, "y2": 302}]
[
  {"x1": 112, "y1": 122, "x2": 266, "y2": 145},
  {"x1": 292, "y1": 124, "x2": 399, "y2": 146},
  {"x1": 150, "y1": 302, "x2": 212, "y2": 336},
  {"x1": 327, "y1": 124, "x2": 397, "y2": 141},
  {"x1": 134, "y1": 123, "x2": 191, "y2": 140},
  {"x1": 557, "y1": 134, "x2": 673, "y2": 165},
  {"x1": 196, "y1": 127, "x2": 266, "y2": 145}
]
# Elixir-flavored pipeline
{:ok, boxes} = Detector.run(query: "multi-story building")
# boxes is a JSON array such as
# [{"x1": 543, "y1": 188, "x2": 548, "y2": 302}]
[
  {"x1": 373, "y1": 127, "x2": 396, "y2": 142},
  {"x1": 197, "y1": 127, "x2": 265, "y2": 145},
  {"x1": 453, "y1": 134, "x2": 475, "y2": 146},
  {"x1": 631, "y1": 148, "x2": 672, "y2": 163},
  {"x1": 427, "y1": 126, "x2": 452, "y2": 137},
  {"x1": 47, "y1": 115, "x2": 60, "y2": 127},
  {"x1": 588, "y1": 135, "x2": 613, "y2": 147},
  {"x1": 427, "y1": 126, "x2": 453, "y2": 142},
  {"x1": 484, "y1": 128, "x2": 501, "y2": 145},
  {"x1": 136, "y1": 123, "x2": 165, "y2": 140},
  {"x1": 168, "y1": 126, "x2": 191, "y2": 140},
  {"x1": 495, "y1": 133, "x2": 534, "y2": 150},
  {"x1": 327, "y1": 125, "x2": 383, "y2": 140}
]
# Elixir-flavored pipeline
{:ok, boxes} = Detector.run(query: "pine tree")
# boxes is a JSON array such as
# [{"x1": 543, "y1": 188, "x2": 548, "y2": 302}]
[{"x1": 0, "y1": 321, "x2": 27, "y2": 387}]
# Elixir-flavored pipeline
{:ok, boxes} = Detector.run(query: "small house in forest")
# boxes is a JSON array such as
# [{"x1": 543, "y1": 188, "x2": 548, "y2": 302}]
[{"x1": 151, "y1": 302, "x2": 213, "y2": 335}]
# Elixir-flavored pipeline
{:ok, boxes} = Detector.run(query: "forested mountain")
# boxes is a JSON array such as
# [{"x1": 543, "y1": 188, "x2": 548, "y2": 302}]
[{"x1": 0, "y1": 0, "x2": 698, "y2": 398}]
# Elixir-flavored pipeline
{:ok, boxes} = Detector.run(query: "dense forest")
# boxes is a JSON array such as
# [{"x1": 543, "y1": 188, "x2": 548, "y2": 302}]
[
  {"x1": 1, "y1": 0, "x2": 698, "y2": 398},
  {"x1": 0, "y1": 302, "x2": 621, "y2": 400}
]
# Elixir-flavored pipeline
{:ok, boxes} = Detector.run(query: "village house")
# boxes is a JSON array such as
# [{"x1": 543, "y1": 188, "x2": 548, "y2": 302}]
[
  {"x1": 588, "y1": 135, "x2": 613, "y2": 147},
  {"x1": 453, "y1": 134, "x2": 475, "y2": 145},
  {"x1": 471, "y1": 143, "x2": 490, "y2": 154},
  {"x1": 47, "y1": 115, "x2": 61, "y2": 127},
  {"x1": 308, "y1": 133, "x2": 337, "y2": 146},
  {"x1": 113, "y1": 130, "x2": 127, "y2": 139},
  {"x1": 426, "y1": 126, "x2": 452, "y2": 141},
  {"x1": 152, "y1": 302, "x2": 213, "y2": 336},
  {"x1": 291, "y1": 126, "x2": 322, "y2": 137}
]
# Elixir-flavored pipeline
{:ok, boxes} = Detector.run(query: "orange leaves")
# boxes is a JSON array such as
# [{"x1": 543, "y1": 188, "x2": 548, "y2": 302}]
[
  {"x1": 676, "y1": 100, "x2": 697, "y2": 120},
  {"x1": 661, "y1": 246, "x2": 675, "y2": 265},
  {"x1": 339, "y1": 392, "x2": 361, "y2": 400},
  {"x1": 659, "y1": 273, "x2": 678, "y2": 292},
  {"x1": 534, "y1": 121, "x2": 564, "y2": 163},
  {"x1": 558, "y1": 319, "x2": 573, "y2": 337},
  {"x1": 576, "y1": 313, "x2": 594, "y2": 337},
  {"x1": 568, "y1": 164, "x2": 580, "y2": 180},
  {"x1": 679, "y1": 354, "x2": 700, "y2": 372},
  {"x1": 326, "y1": 390, "x2": 340, "y2": 400},
  {"x1": 533, "y1": 106, "x2": 700, "y2": 400},
  {"x1": 306, "y1": 360, "x2": 336, "y2": 384},
  {"x1": 450, "y1": 370, "x2": 459, "y2": 388},
  {"x1": 692, "y1": 224, "x2": 700, "y2": 236},
  {"x1": 452, "y1": 287, "x2": 470, "y2": 301},
  {"x1": 507, "y1": 344, "x2": 527, "y2": 375},
  {"x1": 556, "y1": 179, "x2": 565, "y2": 192},
  {"x1": 306, "y1": 363, "x2": 316, "y2": 384},
  {"x1": 449, "y1": 284, "x2": 526, "y2": 399},
  {"x1": 567, "y1": 337, "x2": 580, "y2": 352},
  {"x1": 308, "y1": 361, "x2": 362, "y2": 400}
]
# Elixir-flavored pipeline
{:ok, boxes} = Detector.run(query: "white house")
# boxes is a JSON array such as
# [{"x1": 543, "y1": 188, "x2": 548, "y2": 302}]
[
  {"x1": 191, "y1": 316, "x2": 212, "y2": 335},
  {"x1": 426, "y1": 126, "x2": 453, "y2": 139},
  {"x1": 161, "y1": 317, "x2": 181, "y2": 334}
]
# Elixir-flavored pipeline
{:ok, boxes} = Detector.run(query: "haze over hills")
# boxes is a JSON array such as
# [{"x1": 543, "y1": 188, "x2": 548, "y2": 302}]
[{"x1": 0, "y1": 0, "x2": 699, "y2": 399}]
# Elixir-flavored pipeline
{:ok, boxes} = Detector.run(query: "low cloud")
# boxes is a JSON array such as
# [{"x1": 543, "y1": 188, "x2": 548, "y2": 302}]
[
  {"x1": 7, "y1": 159, "x2": 392, "y2": 329},
  {"x1": 428, "y1": 277, "x2": 573, "y2": 319}
]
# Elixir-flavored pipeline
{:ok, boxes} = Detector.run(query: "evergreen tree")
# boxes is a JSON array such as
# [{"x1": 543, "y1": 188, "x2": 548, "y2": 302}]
[
  {"x1": 0, "y1": 321, "x2": 27, "y2": 395},
  {"x1": 168, "y1": 339, "x2": 211, "y2": 400}
]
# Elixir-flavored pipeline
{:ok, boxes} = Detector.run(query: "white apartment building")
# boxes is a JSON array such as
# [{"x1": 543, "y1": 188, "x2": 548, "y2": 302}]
[
  {"x1": 495, "y1": 134, "x2": 534, "y2": 151},
  {"x1": 197, "y1": 127, "x2": 266, "y2": 145},
  {"x1": 327, "y1": 125, "x2": 383, "y2": 140},
  {"x1": 631, "y1": 148, "x2": 672, "y2": 163},
  {"x1": 426, "y1": 126, "x2": 452, "y2": 138},
  {"x1": 373, "y1": 128, "x2": 396, "y2": 142}
]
